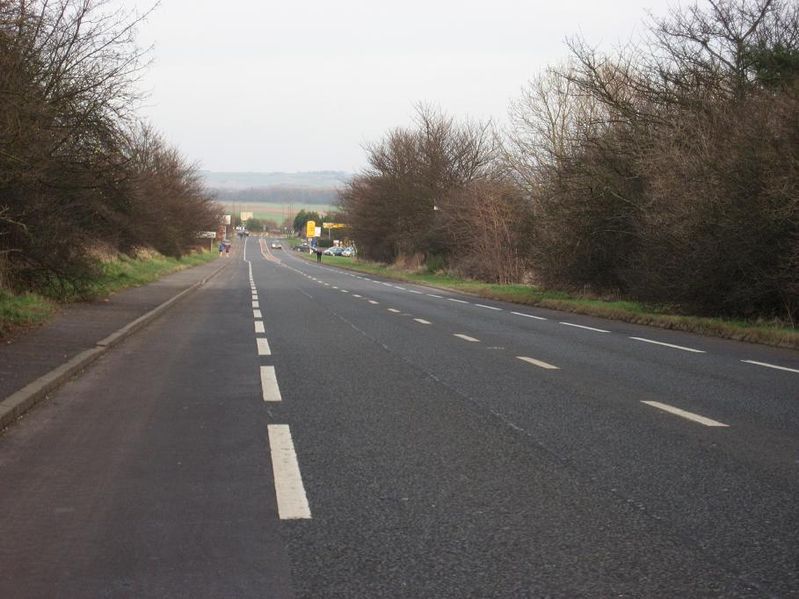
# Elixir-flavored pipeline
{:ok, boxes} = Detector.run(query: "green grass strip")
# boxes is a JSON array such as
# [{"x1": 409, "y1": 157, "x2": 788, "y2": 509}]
[
  {"x1": 0, "y1": 290, "x2": 56, "y2": 338},
  {"x1": 0, "y1": 250, "x2": 218, "y2": 338}
]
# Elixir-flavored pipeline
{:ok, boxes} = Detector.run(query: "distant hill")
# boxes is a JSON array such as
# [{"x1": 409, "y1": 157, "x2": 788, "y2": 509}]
[{"x1": 200, "y1": 171, "x2": 351, "y2": 190}]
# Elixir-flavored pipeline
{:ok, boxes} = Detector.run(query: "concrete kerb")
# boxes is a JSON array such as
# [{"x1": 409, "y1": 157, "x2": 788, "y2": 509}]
[{"x1": 0, "y1": 259, "x2": 229, "y2": 431}]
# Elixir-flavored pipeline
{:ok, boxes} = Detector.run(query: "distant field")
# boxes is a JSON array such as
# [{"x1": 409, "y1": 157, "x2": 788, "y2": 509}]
[{"x1": 222, "y1": 202, "x2": 336, "y2": 224}]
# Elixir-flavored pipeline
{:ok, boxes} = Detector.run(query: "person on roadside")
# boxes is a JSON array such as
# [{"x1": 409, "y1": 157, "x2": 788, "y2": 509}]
[
  {"x1": 218, "y1": 241, "x2": 224, "y2": 256},
  {"x1": 315, "y1": 247, "x2": 322, "y2": 263},
  {"x1": 224, "y1": 241, "x2": 231, "y2": 257}
]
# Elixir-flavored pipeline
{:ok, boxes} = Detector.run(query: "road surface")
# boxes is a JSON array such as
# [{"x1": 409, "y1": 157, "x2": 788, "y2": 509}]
[{"x1": 1, "y1": 236, "x2": 797, "y2": 597}]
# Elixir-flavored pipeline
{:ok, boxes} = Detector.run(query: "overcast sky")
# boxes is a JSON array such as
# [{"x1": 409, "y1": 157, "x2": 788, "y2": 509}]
[{"x1": 125, "y1": 0, "x2": 677, "y2": 173}]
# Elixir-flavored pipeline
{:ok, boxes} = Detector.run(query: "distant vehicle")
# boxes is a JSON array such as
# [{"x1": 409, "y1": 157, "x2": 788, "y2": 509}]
[
  {"x1": 270, "y1": 241, "x2": 282, "y2": 249},
  {"x1": 296, "y1": 242, "x2": 310, "y2": 252}
]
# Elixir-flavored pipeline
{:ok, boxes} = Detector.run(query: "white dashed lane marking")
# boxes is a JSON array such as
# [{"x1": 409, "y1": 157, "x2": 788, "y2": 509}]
[
  {"x1": 517, "y1": 356, "x2": 559, "y2": 370},
  {"x1": 388, "y1": 308, "x2": 401, "y2": 313},
  {"x1": 255, "y1": 321, "x2": 265, "y2": 334},
  {"x1": 740, "y1": 360, "x2": 799, "y2": 374},
  {"x1": 453, "y1": 333, "x2": 479, "y2": 342},
  {"x1": 448, "y1": 298, "x2": 469, "y2": 304},
  {"x1": 475, "y1": 303, "x2": 502, "y2": 311},
  {"x1": 257, "y1": 338, "x2": 271, "y2": 356},
  {"x1": 560, "y1": 322, "x2": 610, "y2": 333},
  {"x1": 630, "y1": 337, "x2": 705, "y2": 353},
  {"x1": 253, "y1": 309, "x2": 262, "y2": 319},
  {"x1": 512, "y1": 311, "x2": 547, "y2": 321},
  {"x1": 414, "y1": 318, "x2": 432, "y2": 325},
  {"x1": 267, "y1": 425, "x2": 312, "y2": 520},
  {"x1": 260, "y1": 366, "x2": 282, "y2": 402},
  {"x1": 641, "y1": 401, "x2": 729, "y2": 427}
]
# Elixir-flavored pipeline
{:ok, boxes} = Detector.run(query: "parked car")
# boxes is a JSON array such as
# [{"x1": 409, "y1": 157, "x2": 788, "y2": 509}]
[{"x1": 341, "y1": 247, "x2": 355, "y2": 257}]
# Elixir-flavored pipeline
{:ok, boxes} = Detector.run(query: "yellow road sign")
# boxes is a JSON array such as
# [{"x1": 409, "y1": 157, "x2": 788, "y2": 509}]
[{"x1": 305, "y1": 220, "x2": 316, "y2": 237}]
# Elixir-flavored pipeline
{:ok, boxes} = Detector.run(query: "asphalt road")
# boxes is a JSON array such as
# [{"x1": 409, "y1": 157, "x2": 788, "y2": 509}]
[{"x1": 1, "y1": 236, "x2": 798, "y2": 598}]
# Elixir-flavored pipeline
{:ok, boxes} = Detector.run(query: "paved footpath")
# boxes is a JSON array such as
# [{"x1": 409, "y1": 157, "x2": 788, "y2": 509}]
[{"x1": 0, "y1": 257, "x2": 229, "y2": 428}]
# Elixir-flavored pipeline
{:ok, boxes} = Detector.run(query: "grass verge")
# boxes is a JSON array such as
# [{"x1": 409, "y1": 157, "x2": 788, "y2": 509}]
[
  {"x1": 298, "y1": 252, "x2": 799, "y2": 350},
  {"x1": 0, "y1": 250, "x2": 218, "y2": 339}
]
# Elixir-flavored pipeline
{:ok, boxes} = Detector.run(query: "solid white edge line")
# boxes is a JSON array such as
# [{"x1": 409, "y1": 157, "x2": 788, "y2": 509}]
[
  {"x1": 260, "y1": 365, "x2": 282, "y2": 402},
  {"x1": 414, "y1": 318, "x2": 432, "y2": 325},
  {"x1": 256, "y1": 337, "x2": 271, "y2": 356},
  {"x1": 641, "y1": 401, "x2": 729, "y2": 427},
  {"x1": 516, "y1": 356, "x2": 559, "y2": 370},
  {"x1": 255, "y1": 321, "x2": 265, "y2": 334},
  {"x1": 475, "y1": 303, "x2": 502, "y2": 311},
  {"x1": 560, "y1": 322, "x2": 610, "y2": 333},
  {"x1": 740, "y1": 360, "x2": 799, "y2": 374},
  {"x1": 267, "y1": 425, "x2": 312, "y2": 519},
  {"x1": 630, "y1": 337, "x2": 705, "y2": 353},
  {"x1": 453, "y1": 333, "x2": 479, "y2": 342},
  {"x1": 511, "y1": 311, "x2": 548, "y2": 321}
]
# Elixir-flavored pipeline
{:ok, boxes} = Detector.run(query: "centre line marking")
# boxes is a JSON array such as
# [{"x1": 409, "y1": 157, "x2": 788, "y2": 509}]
[
  {"x1": 560, "y1": 322, "x2": 610, "y2": 333},
  {"x1": 448, "y1": 298, "x2": 468, "y2": 304},
  {"x1": 332, "y1": 286, "x2": 339, "y2": 289},
  {"x1": 382, "y1": 282, "x2": 393, "y2": 287},
  {"x1": 394, "y1": 286, "x2": 406, "y2": 290},
  {"x1": 253, "y1": 309, "x2": 262, "y2": 318},
  {"x1": 368, "y1": 300, "x2": 379, "y2": 304},
  {"x1": 475, "y1": 303, "x2": 502, "y2": 311},
  {"x1": 260, "y1": 366, "x2": 282, "y2": 402},
  {"x1": 388, "y1": 308, "x2": 401, "y2": 313},
  {"x1": 517, "y1": 356, "x2": 559, "y2": 370},
  {"x1": 255, "y1": 321, "x2": 265, "y2": 333},
  {"x1": 341, "y1": 289, "x2": 349, "y2": 293},
  {"x1": 407, "y1": 289, "x2": 422, "y2": 294},
  {"x1": 454, "y1": 333, "x2": 479, "y2": 342},
  {"x1": 630, "y1": 337, "x2": 705, "y2": 353},
  {"x1": 267, "y1": 425, "x2": 312, "y2": 519},
  {"x1": 257, "y1": 337, "x2": 271, "y2": 356},
  {"x1": 353, "y1": 294, "x2": 362, "y2": 298},
  {"x1": 740, "y1": 360, "x2": 799, "y2": 374},
  {"x1": 427, "y1": 294, "x2": 443, "y2": 299},
  {"x1": 252, "y1": 301, "x2": 259, "y2": 308},
  {"x1": 512, "y1": 311, "x2": 548, "y2": 321},
  {"x1": 414, "y1": 318, "x2": 432, "y2": 325},
  {"x1": 641, "y1": 401, "x2": 729, "y2": 427}
]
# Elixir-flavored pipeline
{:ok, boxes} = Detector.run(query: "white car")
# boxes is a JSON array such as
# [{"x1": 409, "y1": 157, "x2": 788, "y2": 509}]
[{"x1": 270, "y1": 241, "x2": 282, "y2": 249}]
